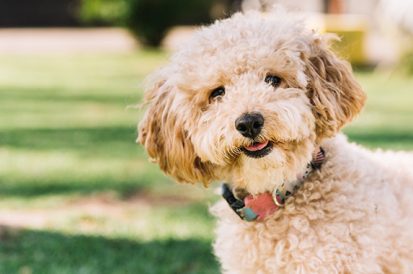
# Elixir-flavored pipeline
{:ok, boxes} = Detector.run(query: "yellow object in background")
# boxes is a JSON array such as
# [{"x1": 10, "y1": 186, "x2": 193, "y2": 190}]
[{"x1": 323, "y1": 14, "x2": 368, "y2": 65}]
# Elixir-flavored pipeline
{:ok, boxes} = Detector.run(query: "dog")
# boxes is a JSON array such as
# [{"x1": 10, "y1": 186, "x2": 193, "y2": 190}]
[{"x1": 138, "y1": 10, "x2": 413, "y2": 273}]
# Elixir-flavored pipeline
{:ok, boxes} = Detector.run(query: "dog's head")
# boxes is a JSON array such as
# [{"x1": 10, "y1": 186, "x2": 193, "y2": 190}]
[{"x1": 138, "y1": 11, "x2": 365, "y2": 193}]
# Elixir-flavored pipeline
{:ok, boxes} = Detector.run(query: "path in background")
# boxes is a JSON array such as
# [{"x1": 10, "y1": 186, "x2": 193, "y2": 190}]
[{"x1": 0, "y1": 28, "x2": 137, "y2": 53}]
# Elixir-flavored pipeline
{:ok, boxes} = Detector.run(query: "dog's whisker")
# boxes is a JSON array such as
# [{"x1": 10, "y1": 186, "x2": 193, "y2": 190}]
[{"x1": 220, "y1": 146, "x2": 242, "y2": 164}]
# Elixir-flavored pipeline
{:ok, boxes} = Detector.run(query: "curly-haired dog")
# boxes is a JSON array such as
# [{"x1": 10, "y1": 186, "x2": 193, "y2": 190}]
[{"x1": 138, "y1": 10, "x2": 413, "y2": 273}]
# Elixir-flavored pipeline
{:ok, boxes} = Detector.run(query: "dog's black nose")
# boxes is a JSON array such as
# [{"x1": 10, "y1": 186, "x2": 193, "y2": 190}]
[{"x1": 235, "y1": 112, "x2": 264, "y2": 139}]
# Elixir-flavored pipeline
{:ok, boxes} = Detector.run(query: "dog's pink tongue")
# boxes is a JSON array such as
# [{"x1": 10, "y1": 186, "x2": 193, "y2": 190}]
[{"x1": 244, "y1": 141, "x2": 269, "y2": 152}]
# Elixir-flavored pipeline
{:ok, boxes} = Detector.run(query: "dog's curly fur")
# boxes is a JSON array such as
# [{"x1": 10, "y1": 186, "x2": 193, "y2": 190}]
[{"x1": 138, "y1": 10, "x2": 413, "y2": 273}]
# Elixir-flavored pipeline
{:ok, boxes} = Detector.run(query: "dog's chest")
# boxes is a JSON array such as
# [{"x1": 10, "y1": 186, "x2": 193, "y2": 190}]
[{"x1": 214, "y1": 166, "x2": 413, "y2": 274}]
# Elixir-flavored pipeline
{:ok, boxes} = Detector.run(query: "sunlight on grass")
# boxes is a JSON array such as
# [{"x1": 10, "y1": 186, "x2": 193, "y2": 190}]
[
  {"x1": 0, "y1": 148, "x2": 155, "y2": 194},
  {"x1": 0, "y1": 194, "x2": 214, "y2": 240}
]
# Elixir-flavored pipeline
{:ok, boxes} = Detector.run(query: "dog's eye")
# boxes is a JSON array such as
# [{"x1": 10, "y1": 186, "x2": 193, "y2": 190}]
[
  {"x1": 210, "y1": 86, "x2": 225, "y2": 100},
  {"x1": 265, "y1": 75, "x2": 282, "y2": 88}
]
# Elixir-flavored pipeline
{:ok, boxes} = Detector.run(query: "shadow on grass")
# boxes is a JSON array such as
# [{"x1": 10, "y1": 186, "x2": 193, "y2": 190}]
[
  {"x1": 0, "y1": 126, "x2": 140, "y2": 156},
  {"x1": 346, "y1": 129, "x2": 413, "y2": 150},
  {"x1": 0, "y1": 226, "x2": 219, "y2": 274},
  {"x1": 0, "y1": 86, "x2": 142, "y2": 105},
  {"x1": 0, "y1": 177, "x2": 149, "y2": 198}
]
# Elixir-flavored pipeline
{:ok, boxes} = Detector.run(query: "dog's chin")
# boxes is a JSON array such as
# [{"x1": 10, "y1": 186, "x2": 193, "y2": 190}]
[{"x1": 240, "y1": 140, "x2": 273, "y2": 159}]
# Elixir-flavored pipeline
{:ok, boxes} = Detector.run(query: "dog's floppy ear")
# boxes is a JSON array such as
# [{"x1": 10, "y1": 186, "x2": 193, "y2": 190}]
[
  {"x1": 138, "y1": 69, "x2": 215, "y2": 186},
  {"x1": 304, "y1": 34, "x2": 366, "y2": 140}
]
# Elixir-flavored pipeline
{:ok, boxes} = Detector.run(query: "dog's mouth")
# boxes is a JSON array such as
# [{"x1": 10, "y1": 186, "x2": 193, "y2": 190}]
[{"x1": 241, "y1": 140, "x2": 273, "y2": 158}]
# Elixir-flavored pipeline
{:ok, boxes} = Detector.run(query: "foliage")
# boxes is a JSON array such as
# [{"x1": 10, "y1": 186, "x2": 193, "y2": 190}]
[
  {"x1": 125, "y1": 0, "x2": 214, "y2": 47},
  {"x1": 79, "y1": 0, "x2": 225, "y2": 46},
  {"x1": 79, "y1": 0, "x2": 128, "y2": 25}
]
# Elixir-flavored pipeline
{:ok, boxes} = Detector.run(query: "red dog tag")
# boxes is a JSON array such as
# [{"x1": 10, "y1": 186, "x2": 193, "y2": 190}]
[{"x1": 244, "y1": 193, "x2": 279, "y2": 221}]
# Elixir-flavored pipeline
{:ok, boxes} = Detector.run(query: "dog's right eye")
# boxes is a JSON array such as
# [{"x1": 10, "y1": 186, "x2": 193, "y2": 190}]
[
  {"x1": 265, "y1": 75, "x2": 282, "y2": 88},
  {"x1": 209, "y1": 86, "x2": 225, "y2": 100}
]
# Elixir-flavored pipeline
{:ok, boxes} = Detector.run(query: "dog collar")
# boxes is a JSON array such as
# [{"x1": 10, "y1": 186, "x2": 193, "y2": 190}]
[{"x1": 222, "y1": 147, "x2": 325, "y2": 221}]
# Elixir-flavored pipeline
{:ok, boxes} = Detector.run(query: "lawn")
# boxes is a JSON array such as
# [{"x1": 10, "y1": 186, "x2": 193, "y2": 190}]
[{"x1": 0, "y1": 51, "x2": 412, "y2": 274}]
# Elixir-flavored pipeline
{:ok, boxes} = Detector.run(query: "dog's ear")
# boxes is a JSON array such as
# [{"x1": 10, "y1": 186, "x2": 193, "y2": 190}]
[
  {"x1": 304, "y1": 34, "x2": 366, "y2": 140},
  {"x1": 137, "y1": 69, "x2": 215, "y2": 186}
]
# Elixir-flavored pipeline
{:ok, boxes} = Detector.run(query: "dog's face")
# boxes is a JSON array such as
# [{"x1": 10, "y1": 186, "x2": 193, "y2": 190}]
[{"x1": 138, "y1": 11, "x2": 366, "y2": 193}]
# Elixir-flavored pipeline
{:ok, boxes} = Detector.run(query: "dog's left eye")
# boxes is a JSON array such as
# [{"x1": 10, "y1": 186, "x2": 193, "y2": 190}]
[
  {"x1": 265, "y1": 75, "x2": 282, "y2": 88},
  {"x1": 209, "y1": 86, "x2": 225, "y2": 100}
]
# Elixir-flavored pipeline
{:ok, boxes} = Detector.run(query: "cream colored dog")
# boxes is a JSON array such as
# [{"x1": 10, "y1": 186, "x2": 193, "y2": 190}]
[{"x1": 138, "y1": 10, "x2": 413, "y2": 273}]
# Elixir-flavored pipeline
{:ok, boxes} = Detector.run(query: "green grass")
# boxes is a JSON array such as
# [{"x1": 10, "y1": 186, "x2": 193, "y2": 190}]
[
  {"x1": 0, "y1": 51, "x2": 219, "y2": 274},
  {"x1": 0, "y1": 228, "x2": 217, "y2": 274},
  {"x1": 344, "y1": 71, "x2": 413, "y2": 150},
  {"x1": 0, "y1": 50, "x2": 412, "y2": 274}
]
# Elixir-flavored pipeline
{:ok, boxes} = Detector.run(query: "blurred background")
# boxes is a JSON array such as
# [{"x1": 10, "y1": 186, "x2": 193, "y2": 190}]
[{"x1": 0, "y1": 0, "x2": 412, "y2": 273}]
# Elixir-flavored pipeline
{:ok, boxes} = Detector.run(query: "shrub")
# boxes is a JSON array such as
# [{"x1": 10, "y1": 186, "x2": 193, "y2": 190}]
[
  {"x1": 79, "y1": 0, "x2": 230, "y2": 47},
  {"x1": 79, "y1": 0, "x2": 128, "y2": 26},
  {"x1": 125, "y1": 0, "x2": 214, "y2": 47}
]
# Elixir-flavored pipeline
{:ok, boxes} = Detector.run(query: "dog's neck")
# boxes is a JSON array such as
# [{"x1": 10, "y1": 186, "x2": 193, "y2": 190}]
[{"x1": 222, "y1": 147, "x2": 325, "y2": 221}]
